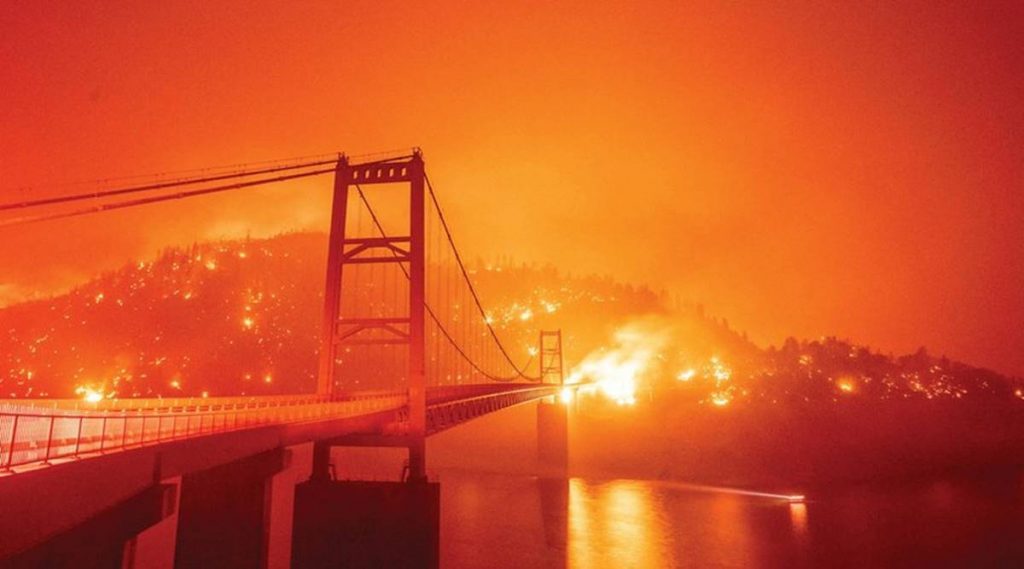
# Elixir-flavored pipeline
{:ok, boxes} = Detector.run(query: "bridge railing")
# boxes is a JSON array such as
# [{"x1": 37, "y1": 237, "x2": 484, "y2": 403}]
[
  {"x1": 0, "y1": 393, "x2": 331, "y2": 413},
  {"x1": 0, "y1": 392, "x2": 407, "y2": 472},
  {"x1": 426, "y1": 385, "x2": 560, "y2": 435},
  {"x1": 425, "y1": 383, "x2": 548, "y2": 404},
  {"x1": 0, "y1": 384, "x2": 558, "y2": 473}
]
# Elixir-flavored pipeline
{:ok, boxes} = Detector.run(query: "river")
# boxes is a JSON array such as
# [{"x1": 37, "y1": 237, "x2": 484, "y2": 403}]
[{"x1": 438, "y1": 467, "x2": 1024, "y2": 568}]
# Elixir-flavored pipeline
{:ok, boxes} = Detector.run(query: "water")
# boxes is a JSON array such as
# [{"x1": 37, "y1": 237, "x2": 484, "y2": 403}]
[{"x1": 439, "y1": 468, "x2": 1024, "y2": 568}]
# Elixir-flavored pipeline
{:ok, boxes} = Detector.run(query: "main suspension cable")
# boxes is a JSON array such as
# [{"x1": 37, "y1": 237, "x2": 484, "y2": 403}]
[
  {"x1": 0, "y1": 158, "x2": 338, "y2": 213},
  {"x1": 424, "y1": 172, "x2": 538, "y2": 380},
  {"x1": 0, "y1": 167, "x2": 335, "y2": 228}
]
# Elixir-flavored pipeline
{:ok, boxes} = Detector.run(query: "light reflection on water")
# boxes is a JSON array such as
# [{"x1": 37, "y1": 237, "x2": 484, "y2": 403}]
[
  {"x1": 441, "y1": 472, "x2": 805, "y2": 568},
  {"x1": 789, "y1": 501, "x2": 808, "y2": 539},
  {"x1": 439, "y1": 468, "x2": 1024, "y2": 569},
  {"x1": 569, "y1": 479, "x2": 673, "y2": 568}
]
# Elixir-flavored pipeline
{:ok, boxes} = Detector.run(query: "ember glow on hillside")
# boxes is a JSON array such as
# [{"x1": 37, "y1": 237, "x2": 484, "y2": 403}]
[{"x1": 2, "y1": 233, "x2": 1019, "y2": 406}]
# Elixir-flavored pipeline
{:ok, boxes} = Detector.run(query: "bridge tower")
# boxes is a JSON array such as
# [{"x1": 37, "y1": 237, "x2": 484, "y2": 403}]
[
  {"x1": 539, "y1": 330, "x2": 565, "y2": 385},
  {"x1": 537, "y1": 330, "x2": 569, "y2": 476},
  {"x1": 318, "y1": 151, "x2": 428, "y2": 481}
]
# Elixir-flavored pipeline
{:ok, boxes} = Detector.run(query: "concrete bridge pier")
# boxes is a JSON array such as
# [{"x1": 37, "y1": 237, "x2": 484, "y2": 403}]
[
  {"x1": 168, "y1": 448, "x2": 291, "y2": 569},
  {"x1": 291, "y1": 444, "x2": 440, "y2": 569},
  {"x1": 122, "y1": 477, "x2": 182, "y2": 569},
  {"x1": 0, "y1": 483, "x2": 177, "y2": 569}
]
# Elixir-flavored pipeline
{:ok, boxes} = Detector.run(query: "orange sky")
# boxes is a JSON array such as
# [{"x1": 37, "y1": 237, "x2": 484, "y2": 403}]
[{"x1": 1, "y1": 1, "x2": 1022, "y2": 376}]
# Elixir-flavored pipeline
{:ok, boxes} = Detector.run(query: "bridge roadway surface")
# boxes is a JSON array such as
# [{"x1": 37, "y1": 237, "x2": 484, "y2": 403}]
[{"x1": 0, "y1": 383, "x2": 561, "y2": 559}]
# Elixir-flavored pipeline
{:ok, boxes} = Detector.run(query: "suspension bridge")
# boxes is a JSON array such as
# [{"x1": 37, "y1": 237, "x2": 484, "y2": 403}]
[{"x1": 0, "y1": 150, "x2": 578, "y2": 568}]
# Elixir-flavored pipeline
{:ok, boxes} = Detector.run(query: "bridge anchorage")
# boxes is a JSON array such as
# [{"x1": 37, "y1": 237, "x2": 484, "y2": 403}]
[{"x1": 0, "y1": 149, "x2": 575, "y2": 568}]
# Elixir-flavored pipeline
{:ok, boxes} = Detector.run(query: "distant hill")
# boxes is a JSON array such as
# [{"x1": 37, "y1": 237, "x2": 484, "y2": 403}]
[
  {"x1": 0, "y1": 232, "x2": 1019, "y2": 403},
  {"x1": 0, "y1": 233, "x2": 327, "y2": 398},
  {"x1": 0, "y1": 233, "x2": 688, "y2": 398}
]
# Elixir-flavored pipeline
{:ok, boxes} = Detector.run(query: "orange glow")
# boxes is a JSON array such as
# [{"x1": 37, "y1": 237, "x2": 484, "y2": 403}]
[
  {"x1": 0, "y1": 3, "x2": 1020, "y2": 382},
  {"x1": 4, "y1": 11, "x2": 1020, "y2": 566},
  {"x1": 711, "y1": 393, "x2": 732, "y2": 407},
  {"x1": 789, "y1": 502, "x2": 808, "y2": 538},
  {"x1": 560, "y1": 386, "x2": 574, "y2": 405},
  {"x1": 568, "y1": 359, "x2": 633, "y2": 403},
  {"x1": 676, "y1": 369, "x2": 696, "y2": 382},
  {"x1": 75, "y1": 385, "x2": 104, "y2": 403},
  {"x1": 709, "y1": 357, "x2": 732, "y2": 382},
  {"x1": 566, "y1": 321, "x2": 670, "y2": 406},
  {"x1": 567, "y1": 479, "x2": 674, "y2": 568},
  {"x1": 592, "y1": 360, "x2": 638, "y2": 406}
]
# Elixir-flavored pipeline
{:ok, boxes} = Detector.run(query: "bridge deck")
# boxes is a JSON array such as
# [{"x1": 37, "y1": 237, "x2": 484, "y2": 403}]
[
  {"x1": 0, "y1": 384, "x2": 560, "y2": 475},
  {"x1": 0, "y1": 383, "x2": 566, "y2": 559}
]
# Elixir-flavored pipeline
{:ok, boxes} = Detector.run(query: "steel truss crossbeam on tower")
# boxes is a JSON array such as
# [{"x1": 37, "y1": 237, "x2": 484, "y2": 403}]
[
  {"x1": 539, "y1": 330, "x2": 565, "y2": 385},
  {"x1": 318, "y1": 152, "x2": 429, "y2": 481}
]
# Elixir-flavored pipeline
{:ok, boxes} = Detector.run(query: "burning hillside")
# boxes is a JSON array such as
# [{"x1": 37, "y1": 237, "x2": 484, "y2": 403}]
[
  {"x1": 0, "y1": 232, "x2": 1020, "y2": 405},
  {"x1": 0, "y1": 233, "x2": 670, "y2": 399}
]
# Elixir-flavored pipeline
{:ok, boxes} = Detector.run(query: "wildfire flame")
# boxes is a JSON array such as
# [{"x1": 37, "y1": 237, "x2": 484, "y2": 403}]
[
  {"x1": 566, "y1": 320, "x2": 671, "y2": 406},
  {"x1": 560, "y1": 386, "x2": 574, "y2": 404},
  {"x1": 710, "y1": 392, "x2": 732, "y2": 407},
  {"x1": 698, "y1": 356, "x2": 736, "y2": 407},
  {"x1": 75, "y1": 385, "x2": 107, "y2": 403}
]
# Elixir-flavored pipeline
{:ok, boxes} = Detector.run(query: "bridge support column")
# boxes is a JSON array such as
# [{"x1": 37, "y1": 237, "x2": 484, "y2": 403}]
[
  {"x1": 172, "y1": 448, "x2": 290, "y2": 569},
  {"x1": 537, "y1": 400, "x2": 569, "y2": 477},
  {"x1": 123, "y1": 477, "x2": 182, "y2": 569},
  {"x1": 291, "y1": 479, "x2": 440, "y2": 569},
  {"x1": 3, "y1": 483, "x2": 176, "y2": 569}
]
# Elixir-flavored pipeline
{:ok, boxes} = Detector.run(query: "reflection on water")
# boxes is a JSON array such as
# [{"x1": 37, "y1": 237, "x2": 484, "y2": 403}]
[
  {"x1": 789, "y1": 502, "x2": 808, "y2": 539},
  {"x1": 440, "y1": 468, "x2": 1024, "y2": 568},
  {"x1": 569, "y1": 479, "x2": 674, "y2": 568}
]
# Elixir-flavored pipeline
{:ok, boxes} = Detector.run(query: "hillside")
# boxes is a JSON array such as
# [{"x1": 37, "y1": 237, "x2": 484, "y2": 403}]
[{"x1": 0, "y1": 232, "x2": 1020, "y2": 405}]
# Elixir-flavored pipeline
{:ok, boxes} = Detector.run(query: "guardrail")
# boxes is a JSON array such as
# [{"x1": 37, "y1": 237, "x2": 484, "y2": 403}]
[
  {"x1": 426, "y1": 385, "x2": 560, "y2": 434},
  {"x1": 1, "y1": 393, "x2": 330, "y2": 413},
  {"x1": 0, "y1": 383, "x2": 562, "y2": 474},
  {"x1": 0, "y1": 392, "x2": 407, "y2": 472}
]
